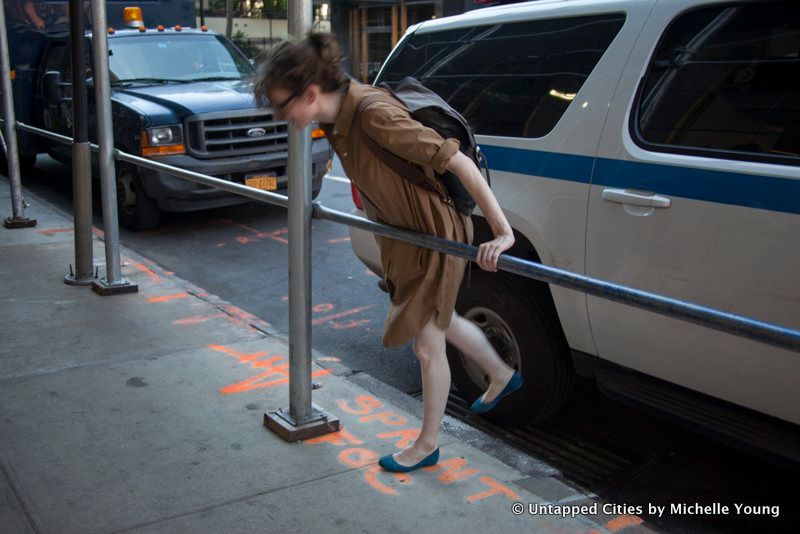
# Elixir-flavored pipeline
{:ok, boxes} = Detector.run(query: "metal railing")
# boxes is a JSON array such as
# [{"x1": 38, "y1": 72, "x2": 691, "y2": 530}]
[{"x1": 14, "y1": 121, "x2": 800, "y2": 355}]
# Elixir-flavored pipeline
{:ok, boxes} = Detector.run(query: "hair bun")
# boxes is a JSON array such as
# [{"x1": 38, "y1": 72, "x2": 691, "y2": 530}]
[
  {"x1": 254, "y1": 32, "x2": 346, "y2": 100},
  {"x1": 308, "y1": 32, "x2": 341, "y2": 67}
]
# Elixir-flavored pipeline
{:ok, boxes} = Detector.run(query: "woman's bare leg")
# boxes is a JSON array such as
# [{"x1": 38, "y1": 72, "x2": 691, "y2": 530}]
[
  {"x1": 391, "y1": 315, "x2": 449, "y2": 466},
  {"x1": 446, "y1": 312, "x2": 515, "y2": 403}
]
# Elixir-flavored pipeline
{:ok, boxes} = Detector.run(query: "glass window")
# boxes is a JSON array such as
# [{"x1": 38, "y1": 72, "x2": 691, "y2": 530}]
[
  {"x1": 108, "y1": 34, "x2": 253, "y2": 82},
  {"x1": 378, "y1": 14, "x2": 625, "y2": 138},
  {"x1": 46, "y1": 39, "x2": 91, "y2": 80},
  {"x1": 635, "y1": 1, "x2": 800, "y2": 164}
]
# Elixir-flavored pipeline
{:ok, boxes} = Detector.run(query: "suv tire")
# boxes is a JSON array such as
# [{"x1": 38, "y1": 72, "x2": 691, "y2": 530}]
[{"x1": 447, "y1": 271, "x2": 574, "y2": 426}]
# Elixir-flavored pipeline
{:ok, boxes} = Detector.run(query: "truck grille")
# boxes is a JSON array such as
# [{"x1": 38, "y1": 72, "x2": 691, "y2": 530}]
[{"x1": 185, "y1": 109, "x2": 288, "y2": 159}]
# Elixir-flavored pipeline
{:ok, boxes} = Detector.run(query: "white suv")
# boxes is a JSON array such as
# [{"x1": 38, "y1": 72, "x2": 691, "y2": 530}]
[{"x1": 348, "y1": 0, "x2": 800, "y2": 461}]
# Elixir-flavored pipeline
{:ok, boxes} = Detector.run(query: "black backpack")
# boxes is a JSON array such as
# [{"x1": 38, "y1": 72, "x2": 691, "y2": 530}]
[{"x1": 356, "y1": 76, "x2": 490, "y2": 216}]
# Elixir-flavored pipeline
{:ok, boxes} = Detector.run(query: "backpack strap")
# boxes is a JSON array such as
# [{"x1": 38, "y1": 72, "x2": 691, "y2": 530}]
[{"x1": 356, "y1": 94, "x2": 455, "y2": 209}]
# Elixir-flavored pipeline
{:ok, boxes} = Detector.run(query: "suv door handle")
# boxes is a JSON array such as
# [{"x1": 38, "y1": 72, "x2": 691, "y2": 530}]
[{"x1": 602, "y1": 188, "x2": 671, "y2": 208}]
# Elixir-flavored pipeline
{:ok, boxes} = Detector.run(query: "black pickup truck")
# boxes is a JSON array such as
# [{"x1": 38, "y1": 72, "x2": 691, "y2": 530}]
[{"x1": 11, "y1": 23, "x2": 330, "y2": 229}]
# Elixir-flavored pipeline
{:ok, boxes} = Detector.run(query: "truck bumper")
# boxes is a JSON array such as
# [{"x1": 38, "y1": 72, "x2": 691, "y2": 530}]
[{"x1": 137, "y1": 140, "x2": 331, "y2": 212}]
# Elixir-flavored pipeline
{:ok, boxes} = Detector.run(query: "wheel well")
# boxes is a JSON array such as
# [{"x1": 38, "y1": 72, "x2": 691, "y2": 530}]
[
  {"x1": 471, "y1": 214, "x2": 542, "y2": 265},
  {"x1": 470, "y1": 214, "x2": 558, "y2": 310}
]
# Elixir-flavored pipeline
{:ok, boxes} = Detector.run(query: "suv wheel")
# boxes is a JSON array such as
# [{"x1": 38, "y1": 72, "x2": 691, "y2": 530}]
[
  {"x1": 117, "y1": 164, "x2": 160, "y2": 230},
  {"x1": 447, "y1": 271, "x2": 574, "y2": 425}
]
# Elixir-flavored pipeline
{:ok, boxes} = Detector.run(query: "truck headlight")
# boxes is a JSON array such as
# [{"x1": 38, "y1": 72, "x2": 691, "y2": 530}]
[{"x1": 141, "y1": 125, "x2": 185, "y2": 156}]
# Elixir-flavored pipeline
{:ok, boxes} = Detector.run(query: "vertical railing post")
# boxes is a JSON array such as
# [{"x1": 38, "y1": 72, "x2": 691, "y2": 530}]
[
  {"x1": 64, "y1": 0, "x2": 93, "y2": 286},
  {"x1": 89, "y1": 0, "x2": 136, "y2": 296},
  {"x1": 264, "y1": 0, "x2": 339, "y2": 441},
  {"x1": 0, "y1": 1, "x2": 36, "y2": 229}
]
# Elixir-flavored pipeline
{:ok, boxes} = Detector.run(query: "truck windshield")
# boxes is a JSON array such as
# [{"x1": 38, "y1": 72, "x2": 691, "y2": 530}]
[{"x1": 108, "y1": 34, "x2": 253, "y2": 83}]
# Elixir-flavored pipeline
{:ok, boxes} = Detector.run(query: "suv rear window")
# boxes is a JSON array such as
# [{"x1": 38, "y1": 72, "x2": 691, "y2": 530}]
[
  {"x1": 634, "y1": 1, "x2": 800, "y2": 165},
  {"x1": 378, "y1": 14, "x2": 625, "y2": 138}
]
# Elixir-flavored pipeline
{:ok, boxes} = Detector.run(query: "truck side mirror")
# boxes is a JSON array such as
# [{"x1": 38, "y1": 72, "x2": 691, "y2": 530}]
[{"x1": 42, "y1": 71, "x2": 69, "y2": 105}]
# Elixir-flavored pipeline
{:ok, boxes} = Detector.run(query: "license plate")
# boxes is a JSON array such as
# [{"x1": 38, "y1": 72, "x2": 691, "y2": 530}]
[{"x1": 245, "y1": 175, "x2": 278, "y2": 191}]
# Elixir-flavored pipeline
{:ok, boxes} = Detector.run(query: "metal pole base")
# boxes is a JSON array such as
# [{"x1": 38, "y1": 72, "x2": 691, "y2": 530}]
[
  {"x1": 64, "y1": 273, "x2": 94, "y2": 286},
  {"x1": 92, "y1": 277, "x2": 138, "y2": 296},
  {"x1": 264, "y1": 403, "x2": 340, "y2": 442},
  {"x1": 4, "y1": 216, "x2": 37, "y2": 228}
]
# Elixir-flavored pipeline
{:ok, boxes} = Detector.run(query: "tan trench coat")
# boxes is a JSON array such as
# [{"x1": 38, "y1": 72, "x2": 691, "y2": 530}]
[{"x1": 323, "y1": 80, "x2": 473, "y2": 347}]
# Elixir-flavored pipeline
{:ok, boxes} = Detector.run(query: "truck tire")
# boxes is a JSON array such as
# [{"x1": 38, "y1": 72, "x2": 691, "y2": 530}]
[
  {"x1": 117, "y1": 164, "x2": 160, "y2": 230},
  {"x1": 0, "y1": 153, "x2": 36, "y2": 175},
  {"x1": 446, "y1": 271, "x2": 574, "y2": 426}
]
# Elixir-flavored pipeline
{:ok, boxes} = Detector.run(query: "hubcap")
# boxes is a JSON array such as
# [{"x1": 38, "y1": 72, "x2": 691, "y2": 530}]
[{"x1": 460, "y1": 306, "x2": 521, "y2": 389}]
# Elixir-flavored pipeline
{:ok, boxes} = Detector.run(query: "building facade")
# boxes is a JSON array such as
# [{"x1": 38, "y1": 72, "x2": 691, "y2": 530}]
[{"x1": 331, "y1": 1, "x2": 481, "y2": 81}]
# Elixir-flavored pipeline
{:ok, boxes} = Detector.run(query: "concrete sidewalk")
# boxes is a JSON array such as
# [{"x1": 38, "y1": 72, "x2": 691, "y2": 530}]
[{"x1": 0, "y1": 177, "x2": 652, "y2": 534}]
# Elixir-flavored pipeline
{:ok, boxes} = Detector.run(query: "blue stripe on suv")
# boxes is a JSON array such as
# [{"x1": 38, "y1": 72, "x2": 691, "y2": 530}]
[{"x1": 480, "y1": 145, "x2": 800, "y2": 215}]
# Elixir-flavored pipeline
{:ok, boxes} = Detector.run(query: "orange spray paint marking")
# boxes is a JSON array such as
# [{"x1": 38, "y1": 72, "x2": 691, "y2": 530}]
[
  {"x1": 312, "y1": 305, "x2": 375, "y2": 325},
  {"x1": 174, "y1": 313, "x2": 225, "y2": 325},
  {"x1": 256, "y1": 227, "x2": 288, "y2": 244},
  {"x1": 36, "y1": 227, "x2": 73, "y2": 235},
  {"x1": 466, "y1": 476, "x2": 521, "y2": 503},
  {"x1": 209, "y1": 344, "x2": 331, "y2": 394},
  {"x1": 363, "y1": 465, "x2": 413, "y2": 495},
  {"x1": 332, "y1": 319, "x2": 371, "y2": 330},
  {"x1": 208, "y1": 344, "x2": 269, "y2": 363},
  {"x1": 338, "y1": 447, "x2": 376, "y2": 469},
  {"x1": 313, "y1": 303, "x2": 335, "y2": 313},
  {"x1": 377, "y1": 429, "x2": 419, "y2": 448},
  {"x1": 424, "y1": 458, "x2": 479, "y2": 484},
  {"x1": 338, "y1": 449, "x2": 409, "y2": 496},
  {"x1": 305, "y1": 428, "x2": 364, "y2": 446},
  {"x1": 220, "y1": 367, "x2": 331, "y2": 394},
  {"x1": 338, "y1": 395, "x2": 382, "y2": 415},
  {"x1": 127, "y1": 259, "x2": 162, "y2": 283},
  {"x1": 236, "y1": 236, "x2": 259, "y2": 244},
  {"x1": 326, "y1": 237, "x2": 351, "y2": 244},
  {"x1": 235, "y1": 223, "x2": 262, "y2": 234},
  {"x1": 359, "y1": 411, "x2": 407, "y2": 426},
  {"x1": 220, "y1": 371, "x2": 288, "y2": 394},
  {"x1": 91, "y1": 226, "x2": 105, "y2": 238},
  {"x1": 606, "y1": 515, "x2": 644, "y2": 532},
  {"x1": 163, "y1": 271, "x2": 174, "y2": 275},
  {"x1": 252, "y1": 356, "x2": 287, "y2": 370},
  {"x1": 148, "y1": 293, "x2": 189, "y2": 303}
]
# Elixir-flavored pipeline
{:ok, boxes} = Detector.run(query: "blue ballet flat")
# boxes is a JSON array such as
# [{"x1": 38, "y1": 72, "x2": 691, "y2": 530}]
[
  {"x1": 470, "y1": 371, "x2": 523, "y2": 414},
  {"x1": 378, "y1": 447, "x2": 440, "y2": 473}
]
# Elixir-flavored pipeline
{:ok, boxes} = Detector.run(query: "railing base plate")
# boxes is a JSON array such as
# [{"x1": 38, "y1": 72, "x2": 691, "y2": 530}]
[
  {"x1": 4, "y1": 216, "x2": 37, "y2": 229},
  {"x1": 264, "y1": 404, "x2": 340, "y2": 442},
  {"x1": 92, "y1": 277, "x2": 139, "y2": 296}
]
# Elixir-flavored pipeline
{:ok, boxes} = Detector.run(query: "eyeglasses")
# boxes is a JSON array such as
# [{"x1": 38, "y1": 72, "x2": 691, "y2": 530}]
[{"x1": 272, "y1": 87, "x2": 305, "y2": 115}]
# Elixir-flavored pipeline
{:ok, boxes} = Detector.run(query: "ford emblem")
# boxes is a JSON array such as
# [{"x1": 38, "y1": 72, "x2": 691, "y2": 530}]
[{"x1": 247, "y1": 127, "x2": 266, "y2": 138}]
